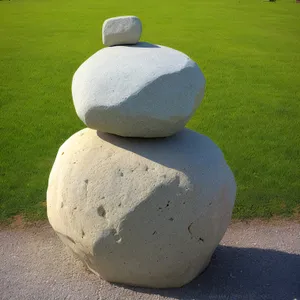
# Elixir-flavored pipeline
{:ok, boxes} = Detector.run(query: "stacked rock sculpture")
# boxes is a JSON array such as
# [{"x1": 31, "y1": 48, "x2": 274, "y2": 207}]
[{"x1": 47, "y1": 16, "x2": 236, "y2": 288}]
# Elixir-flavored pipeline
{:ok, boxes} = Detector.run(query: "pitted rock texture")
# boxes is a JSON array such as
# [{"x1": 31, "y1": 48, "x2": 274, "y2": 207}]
[
  {"x1": 72, "y1": 43, "x2": 205, "y2": 138},
  {"x1": 47, "y1": 128, "x2": 236, "y2": 288},
  {"x1": 102, "y1": 16, "x2": 142, "y2": 46}
]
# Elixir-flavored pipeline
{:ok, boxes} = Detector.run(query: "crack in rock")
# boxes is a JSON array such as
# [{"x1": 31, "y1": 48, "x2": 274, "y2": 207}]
[
  {"x1": 188, "y1": 222, "x2": 204, "y2": 243},
  {"x1": 111, "y1": 228, "x2": 122, "y2": 243},
  {"x1": 84, "y1": 179, "x2": 89, "y2": 200},
  {"x1": 188, "y1": 222, "x2": 193, "y2": 236}
]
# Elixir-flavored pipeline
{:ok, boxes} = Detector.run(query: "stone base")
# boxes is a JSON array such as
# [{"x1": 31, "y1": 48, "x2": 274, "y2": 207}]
[{"x1": 47, "y1": 128, "x2": 236, "y2": 288}]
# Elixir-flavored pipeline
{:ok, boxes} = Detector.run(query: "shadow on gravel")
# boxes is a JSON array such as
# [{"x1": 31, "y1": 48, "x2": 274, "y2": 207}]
[{"x1": 119, "y1": 246, "x2": 300, "y2": 300}]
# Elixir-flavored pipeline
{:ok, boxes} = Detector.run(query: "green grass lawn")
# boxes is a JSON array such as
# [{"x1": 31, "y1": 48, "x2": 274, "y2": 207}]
[{"x1": 0, "y1": 0, "x2": 299, "y2": 221}]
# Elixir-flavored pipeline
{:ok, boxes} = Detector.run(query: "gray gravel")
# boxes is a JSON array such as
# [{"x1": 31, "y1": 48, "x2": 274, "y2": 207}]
[{"x1": 1, "y1": 220, "x2": 299, "y2": 300}]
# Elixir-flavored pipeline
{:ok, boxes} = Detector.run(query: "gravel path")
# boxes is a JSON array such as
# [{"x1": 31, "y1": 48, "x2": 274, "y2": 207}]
[{"x1": 1, "y1": 220, "x2": 299, "y2": 300}]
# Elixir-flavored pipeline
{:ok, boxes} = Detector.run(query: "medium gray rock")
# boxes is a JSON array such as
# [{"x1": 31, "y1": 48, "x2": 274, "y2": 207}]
[
  {"x1": 102, "y1": 16, "x2": 142, "y2": 46},
  {"x1": 47, "y1": 128, "x2": 236, "y2": 288},
  {"x1": 72, "y1": 43, "x2": 205, "y2": 138}
]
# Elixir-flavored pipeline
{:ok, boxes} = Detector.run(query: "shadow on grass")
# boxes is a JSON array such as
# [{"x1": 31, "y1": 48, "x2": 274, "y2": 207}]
[{"x1": 116, "y1": 246, "x2": 300, "y2": 300}]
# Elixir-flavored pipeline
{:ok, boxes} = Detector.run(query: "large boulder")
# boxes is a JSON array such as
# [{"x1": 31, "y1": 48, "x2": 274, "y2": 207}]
[
  {"x1": 102, "y1": 16, "x2": 142, "y2": 47},
  {"x1": 47, "y1": 128, "x2": 236, "y2": 288},
  {"x1": 72, "y1": 43, "x2": 205, "y2": 138}
]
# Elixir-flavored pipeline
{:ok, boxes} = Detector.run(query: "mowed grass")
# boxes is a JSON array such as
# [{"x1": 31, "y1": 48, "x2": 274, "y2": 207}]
[{"x1": 0, "y1": 0, "x2": 299, "y2": 221}]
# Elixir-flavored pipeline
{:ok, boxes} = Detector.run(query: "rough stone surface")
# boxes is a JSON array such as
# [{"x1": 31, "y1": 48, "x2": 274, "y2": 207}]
[
  {"x1": 72, "y1": 43, "x2": 205, "y2": 138},
  {"x1": 47, "y1": 128, "x2": 236, "y2": 288},
  {"x1": 102, "y1": 16, "x2": 142, "y2": 46}
]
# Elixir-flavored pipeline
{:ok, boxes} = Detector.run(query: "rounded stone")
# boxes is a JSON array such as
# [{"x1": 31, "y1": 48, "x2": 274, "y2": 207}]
[
  {"x1": 102, "y1": 16, "x2": 142, "y2": 47},
  {"x1": 72, "y1": 43, "x2": 206, "y2": 138},
  {"x1": 47, "y1": 128, "x2": 236, "y2": 288}
]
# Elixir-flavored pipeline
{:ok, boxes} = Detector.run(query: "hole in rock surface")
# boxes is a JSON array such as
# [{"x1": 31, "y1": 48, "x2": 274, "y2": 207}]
[{"x1": 97, "y1": 205, "x2": 106, "y2": 217}]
